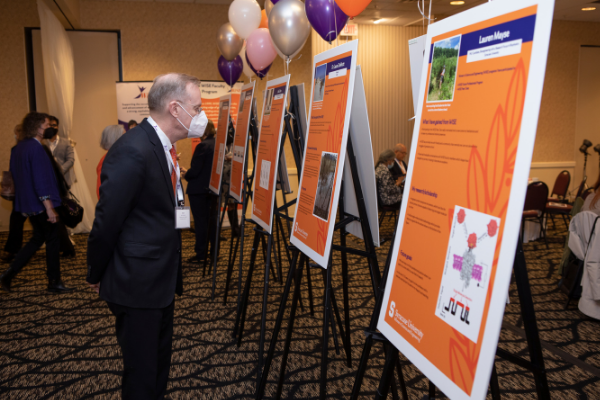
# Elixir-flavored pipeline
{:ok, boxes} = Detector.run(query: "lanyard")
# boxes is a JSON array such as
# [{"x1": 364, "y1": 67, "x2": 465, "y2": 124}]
[{"x1": 148, "y1": 118, "x2": 184, "y2": 206}]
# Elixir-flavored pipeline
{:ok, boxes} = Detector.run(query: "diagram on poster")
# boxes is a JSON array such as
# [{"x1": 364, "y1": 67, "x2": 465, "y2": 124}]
[
  {"x1": 251, "y1": 75, "x2": 290, "y2": 233},
  {"x1": 290, "y1": 40, "x2": 358, "y2": 268},
  {"x1": 435, "y1": 206, "x2": 500, "y2": 343},
  {"x1": 229, "y1": 82, "x2": 255, "y2": 203},
  {"x1": 209, "y1": 95, "x2": 231, "y2": 194},
  {"x1": 376, "y1": 1, "x2": 554, "y2": 399}
]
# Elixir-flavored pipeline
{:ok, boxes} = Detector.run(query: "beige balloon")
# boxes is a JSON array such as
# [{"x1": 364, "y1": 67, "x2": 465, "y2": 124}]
[
  {"x1": 216, "y1": 23, "x2": 244, "y2": 61},
  {"x1": 265, "y1": 0, "x2": 274, "y2": 17},
  {"x1": 268, "y1": 0, "x2": 311, "y2": 59}
]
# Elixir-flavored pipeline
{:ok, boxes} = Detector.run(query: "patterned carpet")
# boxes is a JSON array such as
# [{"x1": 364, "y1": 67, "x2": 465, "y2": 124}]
[{"x1": 1, "y1": 215, "x2": 600, "y2": 399}]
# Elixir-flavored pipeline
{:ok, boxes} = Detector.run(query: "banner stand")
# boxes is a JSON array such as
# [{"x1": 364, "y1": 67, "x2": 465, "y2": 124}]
[
  {"x1": 255, "y1": 134, "x2": 380, "y2": 400},
  {"x1": 351, "y1": 239, "x2": 550, "y2": 399}
]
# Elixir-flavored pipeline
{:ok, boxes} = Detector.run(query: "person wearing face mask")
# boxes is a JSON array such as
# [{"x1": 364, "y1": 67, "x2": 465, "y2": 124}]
[
  {"x1": 0, "y1": 112, "x2": 73, "y2": 293},
  {"x1": 375, "y1": 149, "x2": 403, "y2": 209},
  {"x1": 44, "y1": 116, "x2": 75, "y2": 188},
  {"x1": 86, "y1": 73, "x2": 207, "y2": 399}
]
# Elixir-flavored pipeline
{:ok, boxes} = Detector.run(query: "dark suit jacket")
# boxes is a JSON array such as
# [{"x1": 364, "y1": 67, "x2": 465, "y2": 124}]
[
  {"x1": 87, "y1": 120, "x2": 183, "y2": 309},
  {"x1": 185, "y1": 136, "x2": 215, "y2": 195},
  {"x1": 390, "y1": 159, "x2": 408, "y2": 181}
]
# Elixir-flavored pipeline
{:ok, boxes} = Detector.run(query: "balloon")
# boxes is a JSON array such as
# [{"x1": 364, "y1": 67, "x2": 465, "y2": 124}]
[
  {"x1": 265, "y1": 0, "x2": 274, "y2": 17},
  {"x1": 246, "y1": 28, "x2": 277, "y2": 71},
  {"x1": 245, "y1": 51, "x2": 271, "y2": 80},
  {"x1": 268, "y1": 0, "x2": 311, "y2": 59},
  {"x1": 334, "y1": 0, "x2": 371, "y2": 18},
  {"x1": 216, "y1": 23, "x2": 243, "y2": 61},
  {"x1": 218, "y1": 55, "x2": 243, "y2": 86},
  {"x1": 240, "y1": 43, "x2": 255, "y2": 79},
  {"x1": 306, "y1": 0, "x2": 348, "y2": 43},
  {"x1": 274, "y1": 36, "x2": 306, "y2": 61},
  {"x1": 259, "y1": 9, "x2": 269, "y2": 28},
  {"x1": 228, "y1": 0, "x2": 262, "y2": 39}
]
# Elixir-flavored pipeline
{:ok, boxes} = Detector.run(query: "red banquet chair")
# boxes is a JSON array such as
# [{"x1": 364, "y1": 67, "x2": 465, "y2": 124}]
[
  {"x1": 522, "y1": 181, "x2": 549, "y2": 248},
  {"x1": 546, "y1": 170, "x2": 572, "y2": 229}
]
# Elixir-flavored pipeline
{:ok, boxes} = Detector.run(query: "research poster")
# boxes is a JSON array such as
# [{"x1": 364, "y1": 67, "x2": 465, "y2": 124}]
[
  {"x1": 377, "y1": 1, "x2": 554, "y2": 399},
  {"x1": 197, "y1": 81, "x2": 242, "y2": 153},
  {"x1": 290, "y1": 40, "x2": 358, "y2": 268},
  {"x1": 250, "y1": 75, "x2": 290, "y2": 233},
  {"x1": 208, "y1": 95, "x2": 232, "y2": 195},
  {"x1": 115, "y1": 81, "x2": 153, "y2": 131},
  {"x1": 229, "y1": 82, "x2": 256, "y2": 203}
]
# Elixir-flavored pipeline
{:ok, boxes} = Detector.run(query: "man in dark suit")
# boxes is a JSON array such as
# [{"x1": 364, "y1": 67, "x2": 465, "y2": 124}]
[
  {"x1": 183, "y1": 121, "x2": 218, "y2": 264},
  {"x1": 87, "y1": 73, "x2": 207, "y2": 399},
  {"x1": 390, "y1": 143, "x2": 408, "y2": 181}
]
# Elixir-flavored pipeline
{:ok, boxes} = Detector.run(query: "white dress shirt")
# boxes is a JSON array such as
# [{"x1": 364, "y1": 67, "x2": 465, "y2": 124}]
[
  {"x1": 395, "y1": 159, "x2": 406, "y2": 175},
  {"x1": 48, "y1": 136, "x2": 59, "y2": 154},
  {"x1": 147, "y1": 116, "x2": 183, "y2": 205}
]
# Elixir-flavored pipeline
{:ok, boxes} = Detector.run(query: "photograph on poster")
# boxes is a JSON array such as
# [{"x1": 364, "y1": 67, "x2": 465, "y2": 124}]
[
  {"x1": 435, "y1": 206, "x2": 500, "y2": 344},
  {"x1": 260, "y1": 159, "x2": 271, "y2": 190},
  {"x1": 313, "y1": 64, "x2": 327, "y2": 102},
  {"x1": 218, "y1": 100, "x2": 229, "y2": 122},
  {"x1": 427, "y1": 35, "x2": 461, "y2": 102},
  {"x1": 312, "y1": 152, "x2": 338, "y2": 221},
  {"x1": 238, "y1": 95, "x2": 245, "y2": 112},
  {"x1": 264, "y1": 89, "x2": 274, "y2": 116}
]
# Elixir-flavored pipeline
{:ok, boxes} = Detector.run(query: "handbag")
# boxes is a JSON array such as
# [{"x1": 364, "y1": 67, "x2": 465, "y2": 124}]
[
  {"x1": 57, "y1": 192, "x2": 84, "y2": 228},
  {"x1": 1, "y1": 171, "x2": 15, "y2": 200}
]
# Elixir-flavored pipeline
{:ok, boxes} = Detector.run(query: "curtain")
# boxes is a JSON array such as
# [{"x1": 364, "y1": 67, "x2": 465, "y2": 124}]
[{"x1": 37, "y1": 0, "x2": 95, "y2": 233}]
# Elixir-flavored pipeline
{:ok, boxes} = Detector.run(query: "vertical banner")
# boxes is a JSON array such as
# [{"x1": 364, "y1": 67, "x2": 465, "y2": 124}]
[
  {"x1": 115, "y1": 81, "x2": 153, "y2": 131},
  {"x1": 196, "y1": 81, "x2": 243, "y2": 153},
  {"x1": 229, "y1": 81, "x2": 256, "y2": 203},
  {"x1": 251, "y1": 75, "x2": 291, "y2": 234},
  {"x1": 208, "y1": 95, "x2": 232, "y2": 195},
  {"x1": 290, "y1": 40, "x2": 358, "y2": 268},
  {"x1": 377, "y1": 1, "x2": 554, "y2": 399}
]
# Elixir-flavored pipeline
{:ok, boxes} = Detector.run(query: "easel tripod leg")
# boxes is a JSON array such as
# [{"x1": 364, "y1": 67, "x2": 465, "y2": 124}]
[
  {"x1": 319, "y1": 262, "x2": 334, "y2": 400},
  {"x1": 257, "y1": 234, "x2": 273, "y2": 383},
  {"x1": 375, "y1": 343, "x2": 399, "y2": 400},
  {"x1": 233, "y1": 231, "x2": 261, "y2": 341}
]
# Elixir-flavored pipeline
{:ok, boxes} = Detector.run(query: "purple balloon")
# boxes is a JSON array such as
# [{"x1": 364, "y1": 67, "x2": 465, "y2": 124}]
[
  {"x1": 245, "y1": 51, "x2": 271, "y2": 80},
  {"x1": 306, "y1": 0, "x2": 348, "y2": 43},
  {"x1": 271, "y1": 0, "x2": 281, "y2": 3},
  {"x1": 218, "y1": 55, "x2": 243, "y2": 86}
]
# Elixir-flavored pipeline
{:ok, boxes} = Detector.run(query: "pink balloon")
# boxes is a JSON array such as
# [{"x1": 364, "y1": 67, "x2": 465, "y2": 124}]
[{"x1": 246, "y1": 28, "x2": 277, "y2": 71}]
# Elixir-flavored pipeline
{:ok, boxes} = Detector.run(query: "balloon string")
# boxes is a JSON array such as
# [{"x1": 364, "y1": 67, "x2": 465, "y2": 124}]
[
  {"x1": 286, "y1": 57, "x2": 291, "y2": 76},
  {"x1": 332, "y1": 0, "x2": 339, "y2": 47}
]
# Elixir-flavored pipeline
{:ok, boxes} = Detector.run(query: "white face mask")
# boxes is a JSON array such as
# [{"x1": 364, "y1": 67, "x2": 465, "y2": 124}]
[
  {"x1": 387, "y1": 163, "x2": 394, "y2": 170},
  {"x1": 176, "y1": 102, "x2": 208, "y2": 138}
]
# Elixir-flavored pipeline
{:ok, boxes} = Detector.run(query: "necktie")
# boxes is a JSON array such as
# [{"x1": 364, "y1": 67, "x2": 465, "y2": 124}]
[{"x1": 169, "y1": 147, "x2": 178, "y2": 197}]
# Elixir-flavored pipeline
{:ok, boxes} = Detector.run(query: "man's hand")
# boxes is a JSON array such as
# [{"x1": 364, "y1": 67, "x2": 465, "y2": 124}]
[
  {"x1": 180, "y1": 167, "x2": 187, "y2": 178},
  {"x1": 87, "y1": 282, "x2": 100, "y2": 294}
]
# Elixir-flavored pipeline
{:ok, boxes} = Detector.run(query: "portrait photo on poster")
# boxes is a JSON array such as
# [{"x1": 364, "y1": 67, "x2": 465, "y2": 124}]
[
  {"x1": 260, "y1": 159, "x2": 271, "y2": 190},
  {"x1": 427, "y1": 35, "x2": 461, "y2": 103},
  {"x1": 239, "y1": 94, "x2": 245, "y2": 112},
  {"x1": 313, "y1": 64, "x2": 327, "y2": 102},
  {"x1": 264, "y1": 89, "x2": 274, "y2": 116},
  {"x1": 312, "y1": 151, "x2": 338, "y2": 222},
  {"x1": 218, "y1": 100, "x2": 229, "y2": 122}
]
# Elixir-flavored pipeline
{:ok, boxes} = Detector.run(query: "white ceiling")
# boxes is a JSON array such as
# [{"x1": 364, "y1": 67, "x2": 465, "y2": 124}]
[{"x1": 85, "y1": 0, "x2": 600, "y2": 25}]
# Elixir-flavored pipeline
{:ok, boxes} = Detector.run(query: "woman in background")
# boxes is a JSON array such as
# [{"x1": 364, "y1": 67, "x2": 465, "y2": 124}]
[
  {"x1": 375, "y1": 149, "x2": 403, "y2": 209},
  {"x1": 96, "y1": 125, "x2": 125, "y2": 200}
]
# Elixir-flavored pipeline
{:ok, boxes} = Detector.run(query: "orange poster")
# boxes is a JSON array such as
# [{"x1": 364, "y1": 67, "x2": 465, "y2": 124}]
[
  {"x1": 230, "y1": 82, "x2": 256, "y2": 203},
  {"x1": 192, "y1": 81, "x2": 242, "y2": 154},
  {"x1": 377, "y1": 1, "x2": 554, "y2": 399},
  {"x1": 290, "y1": 40, "x2": 358, "y2": 268},
  {"x1": 208, "y1": 95, "x2": 231, "y2": 194},
  {"x1": 251, "y1": 75, "x2": 290, "y2": 233}
]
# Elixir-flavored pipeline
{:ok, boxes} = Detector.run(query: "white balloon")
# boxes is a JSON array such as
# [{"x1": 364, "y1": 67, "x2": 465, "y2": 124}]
[
  {"x1": 240, "y1": 43, "x2": 255, "y2": 79},
  {"x1": 229, "y1": 0, "x2": 262, "y2": 39}
]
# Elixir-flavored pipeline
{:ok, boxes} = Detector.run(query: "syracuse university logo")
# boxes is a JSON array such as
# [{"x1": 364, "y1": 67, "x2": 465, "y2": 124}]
[{"x1": 134, "y1": 85, "x2": 147, "y2": 99}]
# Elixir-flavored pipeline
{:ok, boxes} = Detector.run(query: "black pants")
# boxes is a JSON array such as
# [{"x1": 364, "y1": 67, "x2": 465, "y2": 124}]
[
  {"x1": 107, "y1": 300, "x2": 175, "y2": 400},
  {"x1": 58, "y1": 222, "x2": 75, "y2": 255},
  {"x1": 9, "y1": 212, "x2": 60, "y2": 281},
  {"x1": 4, "y1": 203, "x2": 27, "y2": 254},
  {"x1": 189, "y1": 193, "x2": 218, "y2": 260}
]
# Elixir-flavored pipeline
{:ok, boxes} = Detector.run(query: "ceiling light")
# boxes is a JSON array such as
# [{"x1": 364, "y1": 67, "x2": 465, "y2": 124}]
[
  {"x1": 450, "y1": 1, "x2": 465, "y2": 5},
  {"x1": 582, "y1": 7, "x2": 596, "y2": 11},
  {"x1": 373, "y1": 18, "x2": 384, "y2": 24}
]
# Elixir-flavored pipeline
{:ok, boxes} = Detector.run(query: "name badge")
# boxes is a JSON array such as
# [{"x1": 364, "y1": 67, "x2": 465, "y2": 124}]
[{"x1": 175, "y1": 207, "x2": 191, "y2": 229}]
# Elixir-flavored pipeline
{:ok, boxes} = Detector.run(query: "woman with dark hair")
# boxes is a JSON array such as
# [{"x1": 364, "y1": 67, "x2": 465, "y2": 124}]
[
  {"x1": 183, "y1": 120, "x2": 219, "y2": 264},
  {"x1": 375, "y1": 149, "x2": 403, "y2": 209},
  {"x1": 0, "y1": 112, "x2": 73, "y2": 293}
]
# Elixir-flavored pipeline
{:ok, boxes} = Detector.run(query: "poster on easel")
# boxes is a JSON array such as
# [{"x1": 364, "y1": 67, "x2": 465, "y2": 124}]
[
  {"x1": 230, "y1": 82, "x2": 256, "y2": 203},
  {"x1": 208, "y1": 95, "x2": 232, "y2": 195},
  {"x1": 290, "y1": 40, "x2": 358, "y2": 268},
  {"x1": 115, "y1": 81, "x2": 153, "y2": 131},
  {"x1": 376, "y1": 1, "x2": 554, "y2": 399},
  {"x1": 251, "y1": 75, "x2": 291, "y2": 233},
  {"x1": 195, "y1": 81, "x2": 243, "y2": 153}
]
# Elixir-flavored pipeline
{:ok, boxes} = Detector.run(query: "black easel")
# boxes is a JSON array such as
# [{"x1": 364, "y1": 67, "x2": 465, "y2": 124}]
[
  {"x1": 353, "y1": 237, "x2": 550, "y2": 399},
  {"x1": 255, "y1": 134, "x2": 381, "y2": 400}
]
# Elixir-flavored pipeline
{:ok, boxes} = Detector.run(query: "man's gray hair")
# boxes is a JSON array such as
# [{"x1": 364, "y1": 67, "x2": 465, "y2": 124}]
[
  {"x1": 100, "y1": 124, "x2": 124, "y2": 151},
  {"x1": 148, "y1": 73, "x2": 201, "y2": 112},
  {"x1": 376, "y1": 149, "x2": 395, "y2": 168}
]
